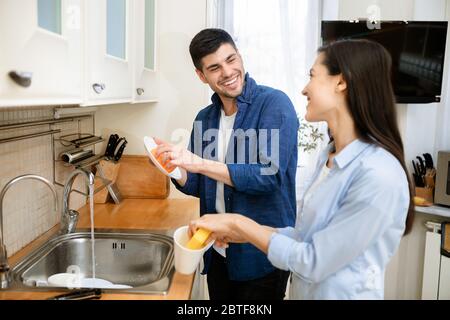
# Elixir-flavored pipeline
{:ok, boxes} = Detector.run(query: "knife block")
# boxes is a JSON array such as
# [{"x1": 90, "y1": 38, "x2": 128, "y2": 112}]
[
  {"x1": 94, "y1": 160, "x2": 121, "y2": 203},
  {"x1": 415, "y1": 186, "x2": 434, "y2": 203}
]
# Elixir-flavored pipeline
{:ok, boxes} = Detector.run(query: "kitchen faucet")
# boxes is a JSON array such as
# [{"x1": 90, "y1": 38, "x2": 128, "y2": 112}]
[
  {"x1": 0, "y1": 174, "x2": 58, "y2": 289},
  {"x1": 61, "y1": 168, "x2": 95, "y2": 235}
]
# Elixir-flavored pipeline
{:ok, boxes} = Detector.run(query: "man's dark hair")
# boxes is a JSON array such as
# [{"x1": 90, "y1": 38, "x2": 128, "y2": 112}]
[{"x1": 189, "y1": 28, "x2": 237, "y2": 71}]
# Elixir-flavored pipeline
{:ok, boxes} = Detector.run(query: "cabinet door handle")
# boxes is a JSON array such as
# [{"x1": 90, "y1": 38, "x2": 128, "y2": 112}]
[
  {"x1": 8, "y1": 71, "x2": 32, "y2": 87},
  {"x1": 92, "y1": 83, "x2": 106, "y2": 94},
  {"x1": 136, "y1": 88, "x2": 145, "y2": 96}
]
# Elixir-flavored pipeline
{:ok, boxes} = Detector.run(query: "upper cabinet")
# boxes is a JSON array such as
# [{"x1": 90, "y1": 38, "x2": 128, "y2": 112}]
[
  {"x1": 83, "y1": 0, "x2": 133, "y2": 105},
  {"x1": 0, "y1": 0, "x2": 83, "y2": 107},
  {"x1": 0, "y1": 0, "x2": 158, "y2": 108},
  {"x1": 131, "y1": 0, "x2": 158, "y2": 103}
]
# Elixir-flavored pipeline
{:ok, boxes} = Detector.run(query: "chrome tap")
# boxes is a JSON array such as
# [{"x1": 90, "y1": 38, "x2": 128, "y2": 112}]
[
  {"x1": 0, "y1": 174, "x2": 58, "y2": 289},
  {"x1": 61, "y1": 169, "x2": 95, "y2": 234}
]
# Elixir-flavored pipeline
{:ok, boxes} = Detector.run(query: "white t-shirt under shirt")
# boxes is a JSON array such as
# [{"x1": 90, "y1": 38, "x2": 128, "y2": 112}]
[
  {"x1": 214, "y1": 108, "x2": 237, "y2": 257},
  {"x1": 303, "y1": 162, "x2": 331, "y2": 206}
]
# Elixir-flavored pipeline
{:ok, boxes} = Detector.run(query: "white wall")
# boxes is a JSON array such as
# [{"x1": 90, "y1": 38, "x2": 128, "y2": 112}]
[
  {"x1": 94, "y1": 0, "x2": 209, "y2": 199},
  {"x1": 414, "y1": 0, "x2": 448, "y2": 21},
  {"x1": 337, "y1": 0, "x2": 414, "y2": 21}
]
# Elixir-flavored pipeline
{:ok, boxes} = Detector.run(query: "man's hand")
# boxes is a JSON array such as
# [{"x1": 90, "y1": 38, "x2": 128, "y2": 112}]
[
  {"x1": 153, "y1": 137, "x2": 234, "y2": 187},
  {"x1": 153, "y1": 137, "x2": 205, "y2": 173}
]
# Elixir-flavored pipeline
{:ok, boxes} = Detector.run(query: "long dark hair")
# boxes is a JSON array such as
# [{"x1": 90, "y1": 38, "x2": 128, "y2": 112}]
[{"x1": 318, "y1": 39, "x2": 414, "y2": 235}]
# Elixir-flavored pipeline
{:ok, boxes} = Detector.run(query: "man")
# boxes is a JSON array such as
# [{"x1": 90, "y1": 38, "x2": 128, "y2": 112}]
[{"x1": 155, "y1": 28, "x2": 298, "y2": 300}]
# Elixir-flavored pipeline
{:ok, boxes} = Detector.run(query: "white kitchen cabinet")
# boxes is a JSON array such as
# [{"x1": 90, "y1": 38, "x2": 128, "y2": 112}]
[
  {"x1": 439, "y1": 255, "x2": 450, "y2": 299},
  {"x1": 0, "y1": 0, "x2": 83, "y2": 107},
  {"x1": 83, "y1": 0, "x2": 133, "y2": 106},
  {"x1": 131, "y1": 0, "x2": 158, "y2": 103},
  {"x1": 422, "y1": 231, "x2": 441, "y2": 299},
  {"x1": 1, "y1": 0, "x2": 159, "y2": 108},
  {"x1": 422, "y1": 223, "x2": 450, "y2": 300}
]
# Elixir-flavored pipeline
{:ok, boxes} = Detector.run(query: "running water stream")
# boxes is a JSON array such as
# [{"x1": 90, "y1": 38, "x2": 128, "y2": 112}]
[{"x1": 89, "y1": 183, "x2": 96, "y2": 282}]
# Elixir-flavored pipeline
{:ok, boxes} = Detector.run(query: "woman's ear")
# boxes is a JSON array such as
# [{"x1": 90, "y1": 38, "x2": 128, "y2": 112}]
[{"x1": 336, "y1": 74, "x2": 347, "y2": 93}]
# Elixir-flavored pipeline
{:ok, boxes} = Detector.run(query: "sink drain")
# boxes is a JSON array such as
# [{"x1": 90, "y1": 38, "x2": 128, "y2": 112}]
[{"x1": 112, "y1": 242, "x2": 126, "y2": 250}]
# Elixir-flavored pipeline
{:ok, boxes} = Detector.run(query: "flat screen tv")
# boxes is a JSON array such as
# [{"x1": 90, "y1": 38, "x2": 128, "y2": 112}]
[{"x1": 321, "y1": 21, "x2": 448, "y2": 103}]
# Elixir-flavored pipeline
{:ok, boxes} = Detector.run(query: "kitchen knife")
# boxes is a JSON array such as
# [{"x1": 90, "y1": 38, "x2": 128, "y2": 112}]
[
  {"x1": 423, "y1": 153, "x2": 434, "y2": 169},
  {"x1": 416, "y1": 156, "x2": 426, "y2": 175},
  {"x1": 113, "y1": 138, "x2": 127, "y2": 162},
  {"x1": 412, "y1": 160, "x2": 419, "y2": 176},
  {"x1": 413, "y1": 174, "x2": 424, "y2": 187},
  {"x1": 105, "y1": 134, "x2": 119, "y2": 158},
  {"x1": 412, "y1": 160, "x2": 424, "y2": 187},
  {"x1": 47, "y1": 288, "x2": 102, "y2": 300}
]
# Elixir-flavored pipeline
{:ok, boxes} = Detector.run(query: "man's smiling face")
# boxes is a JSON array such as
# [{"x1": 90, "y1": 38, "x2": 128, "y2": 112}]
[{"x1": 196, "y1": 43, "x2": 246, "y2": 100}]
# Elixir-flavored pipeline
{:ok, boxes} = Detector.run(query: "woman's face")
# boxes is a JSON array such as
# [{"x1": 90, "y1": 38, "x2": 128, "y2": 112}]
[{"x1": 302, "y1": 53, "x2": 347, "y2": 122}]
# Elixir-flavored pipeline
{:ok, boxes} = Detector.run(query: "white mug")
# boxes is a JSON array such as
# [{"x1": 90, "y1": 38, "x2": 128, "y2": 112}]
[{"x1": 173, "y1": 225, "x2": 214, "y2": 275}]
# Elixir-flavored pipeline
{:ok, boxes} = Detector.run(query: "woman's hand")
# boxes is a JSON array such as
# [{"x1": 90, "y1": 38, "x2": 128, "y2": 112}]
[
  {"x1": 189, "y1": 214, "x2": 248, "y2": 248},
  {"x1": 153, "y1": 137, "x2": 205, "y2": 174}
]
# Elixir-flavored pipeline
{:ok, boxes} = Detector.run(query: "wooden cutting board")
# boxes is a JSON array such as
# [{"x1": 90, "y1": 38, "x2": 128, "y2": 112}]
[{"x1": 115, "y1": 155, "x2": 170, "y2": 199}]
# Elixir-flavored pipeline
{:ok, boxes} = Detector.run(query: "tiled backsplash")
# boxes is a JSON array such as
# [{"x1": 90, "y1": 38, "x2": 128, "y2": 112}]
[{"x1": 0, "y1": 106, "x2": 94, "y2": 257}]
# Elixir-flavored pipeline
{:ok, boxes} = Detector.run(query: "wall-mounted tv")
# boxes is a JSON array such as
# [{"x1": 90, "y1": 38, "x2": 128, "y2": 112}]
[{"x1": 321, "y1": 21, "x2": 448, "y2": 104}]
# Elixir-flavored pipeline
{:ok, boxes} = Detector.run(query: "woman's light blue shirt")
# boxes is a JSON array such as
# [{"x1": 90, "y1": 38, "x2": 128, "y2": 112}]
[{"x1": 268, "y1": 139, "x2": 410, "y2": 299}]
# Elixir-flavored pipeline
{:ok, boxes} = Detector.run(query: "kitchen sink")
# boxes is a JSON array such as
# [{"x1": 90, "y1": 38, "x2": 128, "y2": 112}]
[{"x1": 9, "y1": 229, "x2": 175, "y2": 295}]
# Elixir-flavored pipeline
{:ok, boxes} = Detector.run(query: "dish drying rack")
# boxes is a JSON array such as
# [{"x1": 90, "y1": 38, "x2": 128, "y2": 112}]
[
  {"x1": 58, "y1": 132, "x2": 104, "y2": 148},
  {"x1": 56, "y1": 133, "x2": 105, "y2": 168},
  {"x1": 54, "y1": 133, "x2": 112, "y2": 196}
]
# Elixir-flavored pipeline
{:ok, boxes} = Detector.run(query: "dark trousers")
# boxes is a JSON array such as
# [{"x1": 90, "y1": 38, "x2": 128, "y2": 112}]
[{"x1": 207, "y1": 249, "x2": 290, "y2": 300}]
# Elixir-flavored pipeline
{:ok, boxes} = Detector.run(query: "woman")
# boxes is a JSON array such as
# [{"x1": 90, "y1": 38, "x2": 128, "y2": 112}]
[{"x1": 188, "y1": 39, "x2": 415, "y2": 300}]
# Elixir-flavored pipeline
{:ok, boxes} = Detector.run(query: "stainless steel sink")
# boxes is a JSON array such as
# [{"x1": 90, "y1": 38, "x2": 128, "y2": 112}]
[{"x1": 9, "y1": 229, "x2": 175, "y2": 295}]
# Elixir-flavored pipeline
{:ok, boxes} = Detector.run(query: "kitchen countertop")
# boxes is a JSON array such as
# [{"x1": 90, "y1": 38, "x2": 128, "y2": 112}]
[
  {"x1": 415, "y1": 204, "x2": 450, "y2": 218},
  {"x1": 0, "y1": 198, "x2": 200, "y2": 300}
]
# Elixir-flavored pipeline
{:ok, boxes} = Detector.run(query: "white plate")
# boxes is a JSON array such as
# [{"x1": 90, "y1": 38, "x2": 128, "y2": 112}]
[
  {"x1": 47, "y1": 274, "x2": 133, "y2": 289},
  {"x1": 79, "y1": 278, "x2": 113, "y2": 288},
  {"x1": 47, "y1": 273, "x2": 81, "y2": 287},
  {"x1": 143, "y1": 136, "x2": 182, "y2": 180},
  {"x1": 79, "y1": 278, "x2": 132, "y2": 289}
]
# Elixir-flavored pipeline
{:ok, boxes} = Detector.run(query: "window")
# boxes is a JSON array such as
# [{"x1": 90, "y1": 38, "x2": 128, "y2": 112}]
[
  {"x1": 37, "y1": 0, "x2": 62, "y2": 34},
  {"x1": 209, "y1": 0, "x2": 328, "y2": 199},
  {"x1": 107, "y1": 0, "x2": 127, "y2": 59},
  {"x1": 211, "y1": 0, "x2": 320, "y2": 118},
  {"x1": 144, "y1": 0, "x2": 156, "y2": 70}
]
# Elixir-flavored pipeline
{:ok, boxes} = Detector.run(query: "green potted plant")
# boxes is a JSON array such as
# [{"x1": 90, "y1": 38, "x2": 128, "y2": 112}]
[
  {"x1": 298, "y1": 116, "x2": 324, "y2": 153},
  {"x1": 296, "y1": 116, "x2": 326, "y2": 199}
]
